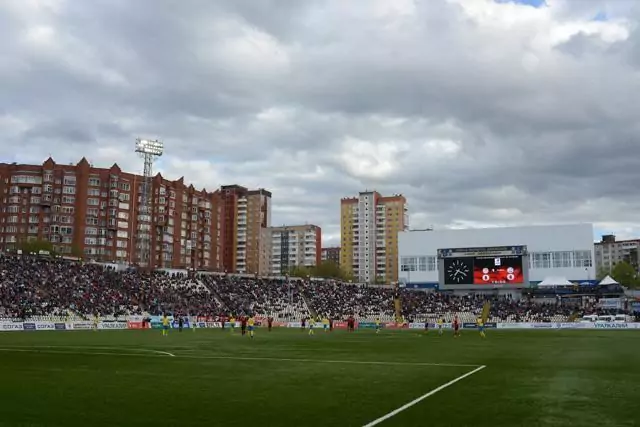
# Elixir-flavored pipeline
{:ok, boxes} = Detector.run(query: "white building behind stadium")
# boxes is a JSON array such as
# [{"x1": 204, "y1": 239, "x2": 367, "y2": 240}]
[{"x1": 398, "y1": 224, "x2": 595, "y2": 289}]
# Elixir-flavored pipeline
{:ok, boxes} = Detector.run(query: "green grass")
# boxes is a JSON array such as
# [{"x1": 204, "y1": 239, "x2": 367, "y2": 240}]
[{"x1": 0, "y1": 328, "x2": 638, "y2": 427}]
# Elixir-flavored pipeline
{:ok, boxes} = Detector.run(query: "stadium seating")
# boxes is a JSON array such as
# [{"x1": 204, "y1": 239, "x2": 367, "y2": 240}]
[{"x1": 0, "y1": 255, "x2": 633, "y2": 323}]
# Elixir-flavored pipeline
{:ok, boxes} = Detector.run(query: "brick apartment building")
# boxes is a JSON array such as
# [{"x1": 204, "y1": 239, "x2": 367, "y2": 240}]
[
  {"x1": 321, "y1": 247, "x2": 341, "y2": 264},
  {"x1": 0, "y1": 158, "x2": 271, "y2": 274}
]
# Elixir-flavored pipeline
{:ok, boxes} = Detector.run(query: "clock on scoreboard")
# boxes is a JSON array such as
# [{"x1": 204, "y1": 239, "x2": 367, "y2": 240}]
[{"x1": 443, "y1": 257, "x2": 474, "y2": 285}]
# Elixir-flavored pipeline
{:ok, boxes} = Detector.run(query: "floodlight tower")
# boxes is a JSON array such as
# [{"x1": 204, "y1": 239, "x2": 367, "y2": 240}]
[{"x1": 135, "y1": 138, "x2": 163, "y2": 268}]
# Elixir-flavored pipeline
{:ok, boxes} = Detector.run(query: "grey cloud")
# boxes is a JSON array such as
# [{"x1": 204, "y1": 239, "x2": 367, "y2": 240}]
[{"x1": 2, "y1": 0, "x2": 640, "y2": 247}]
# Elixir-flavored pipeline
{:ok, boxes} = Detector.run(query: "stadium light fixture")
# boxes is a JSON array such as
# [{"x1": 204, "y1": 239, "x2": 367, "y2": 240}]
[{"x1": 135, "y1": 138, "x2": 164, "y2": 156}]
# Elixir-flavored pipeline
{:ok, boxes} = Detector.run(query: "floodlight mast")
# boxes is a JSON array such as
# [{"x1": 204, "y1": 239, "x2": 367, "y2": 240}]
[{"x1": 135, "y1": 138, "x2": 163, "y2": 268}]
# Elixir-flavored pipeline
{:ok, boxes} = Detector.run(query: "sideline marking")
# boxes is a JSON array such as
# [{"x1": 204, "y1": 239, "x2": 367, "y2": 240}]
[
  {"x1": 0, "y1": 346, "x2": 175, "y2": 357},
  {"x1": 0, "y1": 346, "x2": 476, "y2": 367},
  {"x1": 362, "y1": 365, "x2": 487, "y2": 427}
]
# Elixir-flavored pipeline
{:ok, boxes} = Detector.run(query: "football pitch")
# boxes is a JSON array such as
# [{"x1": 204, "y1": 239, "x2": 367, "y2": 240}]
[{"x1": 0, "y1": 328, "x2": 638, "y2": 427}]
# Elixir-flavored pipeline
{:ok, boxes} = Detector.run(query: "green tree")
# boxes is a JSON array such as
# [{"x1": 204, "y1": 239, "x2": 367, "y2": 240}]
[
  {"x1": 309, "y1": 261, "x2": 356, "y2": 281},
  {"x1": 596, "y1": 267, "x2": 609, "y2": 281},
  {"x1": 610, "y1": 261, "x2": 639, "y2": 288},
  {"x1": 17, "y1": 240, "x2": 54, "y2": 255},
  {"x1": 285, "y1": 265, "x2": 312, "y2": 278},
  {"x1": 374, "y1": 275, "x2": 387, "y2": 285},
  {"x1": 70, "y1": 244, "x2": 83, "y2": 259},
  {"x1": 311, "y1": 261, "x2": 343, "y2": 279}
]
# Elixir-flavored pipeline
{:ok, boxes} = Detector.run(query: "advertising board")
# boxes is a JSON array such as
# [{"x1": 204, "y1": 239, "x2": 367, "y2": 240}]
[
  {"x1": 35, "y1": 322, "x2": 55, "y2": 330},
  {"x1": 98, "y1": 322, "x2": 128, "y2": 330},
  {"x1": 69, "y1": 322, "x2": 93, "y2": 330},
  {"x1": 0, "y1": 322, "x2": 24, "y2": 331},
  {"x1": 127, "y1": 321, "x2": 144, "y2": 330}
]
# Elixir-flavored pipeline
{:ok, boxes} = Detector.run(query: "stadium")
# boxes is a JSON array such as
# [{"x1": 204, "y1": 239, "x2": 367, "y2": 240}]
[
  {"x1": 398, "y1": 223, "x2": 596, "y2": 290},
  {"x1": 1, "y1": 250, "x2": 639, "y2": 426}
]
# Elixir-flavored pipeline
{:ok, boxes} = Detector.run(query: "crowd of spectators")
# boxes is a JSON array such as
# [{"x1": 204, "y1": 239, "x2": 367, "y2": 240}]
[
  {"x1": 199, "y1": 275, "x2": 308, "y2": 320},
  {"x1": 0, "y1": 255, "x2": 636, "y2": 322},
  {"x1": 301, "y1": 281, "x2": 395, "y2": 320},
  {"x1": 0, "y1": 256, "x2": 217, "y2": 319}
]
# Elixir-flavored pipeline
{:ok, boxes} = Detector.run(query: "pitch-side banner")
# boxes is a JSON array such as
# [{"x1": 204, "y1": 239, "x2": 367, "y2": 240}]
[
  {"x1": 497, "y1": 322, "x2": 640, "y2": 330},
  {"x1": 0, "y1": 322, "x2": 24, "y2": 331},
  {"x1": 98, "y1": 322, "x2": 128, "y2": 330},
  {"x1": 409, "y1": 322, "x2": 453, "y2": 329}
]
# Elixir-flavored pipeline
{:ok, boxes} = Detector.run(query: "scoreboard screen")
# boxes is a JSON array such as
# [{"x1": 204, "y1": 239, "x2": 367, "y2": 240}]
[
  {"x1": 472, "y1": 255, "x2": 524, "y2": 285},
  {"x1": 438, "y1": 245, "x2": 528, "y2": 287}
]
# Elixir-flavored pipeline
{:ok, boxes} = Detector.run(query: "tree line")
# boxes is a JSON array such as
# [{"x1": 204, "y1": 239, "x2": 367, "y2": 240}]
[{"x1": 597, "y1": 260, "x2": 640, "y2": 289}]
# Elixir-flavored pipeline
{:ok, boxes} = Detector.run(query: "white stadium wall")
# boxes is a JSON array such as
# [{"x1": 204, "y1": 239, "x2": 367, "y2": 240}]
[{"x1": 398, "y1": 224, "x2": 595, "y2": 288}]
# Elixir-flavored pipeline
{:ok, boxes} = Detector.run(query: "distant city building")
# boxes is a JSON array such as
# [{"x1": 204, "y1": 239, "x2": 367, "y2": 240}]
[
  {"x1": 0, "y1": 158, "x2": 272, "y2": 274},
  {"x1": 340, "y1": 191, "x2": 408, "y2": 284},
  {"x1": 218, "y1": 185, "x2": 272, "y2": 275},
  {"x1": 269, "y1": 224, "x2": 321, "y2": 275},
  {"x1": 0, "y1": 158, "x2": 222, "y2": 270},
  {"x1": 321, "y1": 247, "x2": 341, "y2": 264},
  {"x1": 594, "y1": 234, "x2": 640, "y2": 273},
  {"x1": 399, "y1": 224, "x2": 595, "y2": 289}
]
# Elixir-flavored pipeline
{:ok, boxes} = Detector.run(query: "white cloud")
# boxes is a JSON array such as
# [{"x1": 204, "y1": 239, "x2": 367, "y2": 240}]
[{"x1": 2, "y1": 0, "x2": 640, "y2": 247}]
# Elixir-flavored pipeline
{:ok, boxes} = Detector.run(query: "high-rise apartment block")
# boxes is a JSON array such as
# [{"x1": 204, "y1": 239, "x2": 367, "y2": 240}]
[
  {"x1": 594, "y1": 234, "x2": 640, "y2": 274},
  {"x1": 269, "y1": 224, "x2": 321, "y2": 275},
  {"x1": 218, "y1": 185, "x2": 272, "y2": 275},
  {"x1": 0, "y1": 158, "x2": 271, "y2": 274},
  {"x1": 321, "y1": 247, "x2": 341, "y2": 264},
  {"x1": 340, "y1": 191, "x2": 408, "y2": 283}
]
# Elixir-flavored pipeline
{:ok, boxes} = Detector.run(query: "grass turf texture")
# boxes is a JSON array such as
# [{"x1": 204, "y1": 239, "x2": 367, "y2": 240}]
[{"x1": 0, "y1": 329, "x2": 638, "y2": 427}]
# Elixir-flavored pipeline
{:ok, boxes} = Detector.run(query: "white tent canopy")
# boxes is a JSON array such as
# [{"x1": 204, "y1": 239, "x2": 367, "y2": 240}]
[
  {"x1": 537, "y1": 276, "x2": 573, "y2": 287},
  {"x1": 598, "y1": 275, "x2": 619, "y2": 286}
]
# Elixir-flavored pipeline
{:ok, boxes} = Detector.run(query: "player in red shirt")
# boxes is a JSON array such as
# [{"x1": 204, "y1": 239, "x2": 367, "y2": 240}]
[
  {"x1": 453, "y1": 315, "x2": 460, "y2": 338},
  {"x1": 240, "y1": 316, "x2": 248, "y2": 336},
  {"x1": 267, "y1": 316, "x2": 273, "y2": 332}
]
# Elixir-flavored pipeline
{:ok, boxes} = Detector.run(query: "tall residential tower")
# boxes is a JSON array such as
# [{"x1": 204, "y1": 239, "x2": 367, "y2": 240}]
[
  {"x1": 269, "y1": 224, "x2": 322, "y2": 275},
  {"x1": 340, "y1": 191, "x2": 408, "y2": 283},
  {"x1": 218, "y1": 185, "x2": 272, "y2": 275}
]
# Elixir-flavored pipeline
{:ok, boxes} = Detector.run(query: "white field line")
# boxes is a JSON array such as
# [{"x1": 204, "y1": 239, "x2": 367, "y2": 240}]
[
  {"x1": 362, "y1": 365, "x2": 487, "y2": 427},
  {"x1": 0, "y1": 346, "x2": 175, "y2": 357},
  {"x1": 0, "y1": 346, "x2": 478, "y2": 367}
]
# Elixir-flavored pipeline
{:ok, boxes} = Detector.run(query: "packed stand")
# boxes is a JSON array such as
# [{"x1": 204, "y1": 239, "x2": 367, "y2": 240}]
[
  {"x1": 199, "y1": 275, "x2": 309, "y2": 320},
  {"x1": 302, "y1": 281, "x2": 396, "y2": 321},
  {"x1": 1, "y1": 254, "x2": 636, "y2": 323},
  {"x1": 0, "y1": 255, "x2": 219, "y2": 320}
]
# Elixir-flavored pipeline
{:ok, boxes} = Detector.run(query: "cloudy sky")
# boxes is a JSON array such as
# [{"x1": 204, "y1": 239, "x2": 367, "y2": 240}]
[{"x1": 1, "y1": 0, "x2": 639, "y2": 246}]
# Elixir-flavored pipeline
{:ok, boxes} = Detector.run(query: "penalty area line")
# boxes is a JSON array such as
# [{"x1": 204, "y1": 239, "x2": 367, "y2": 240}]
[
  {"x1": 0, "y1": 347, "x2": 477, "y2": 367},
  {"x1": 175, "y1": 353, "x2": 479, "y2": 368},
  {"x1": 361, "y1": 365, "x2": 487, "y2": 427}
]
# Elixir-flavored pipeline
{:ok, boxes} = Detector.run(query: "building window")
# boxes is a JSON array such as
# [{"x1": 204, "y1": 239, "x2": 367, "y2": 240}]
[
  {"x1": 418, "y1": 256, "x2": 427, "y2": 272},
  {"x1": 552, "y1": 251, "x2": 572, "y2": 268},
  {"x1": 400, "y1": 256, "x2": 417, "y2": 271},
  {"x1": 87, "y1": 198, "x2": 100, "y2": 206},
  {"x1": 573, "y1": 250, "x2": 593, "y2": 268},
  {"x1": 11, "y1": 175, "x2": 42, "y2": 184}
]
